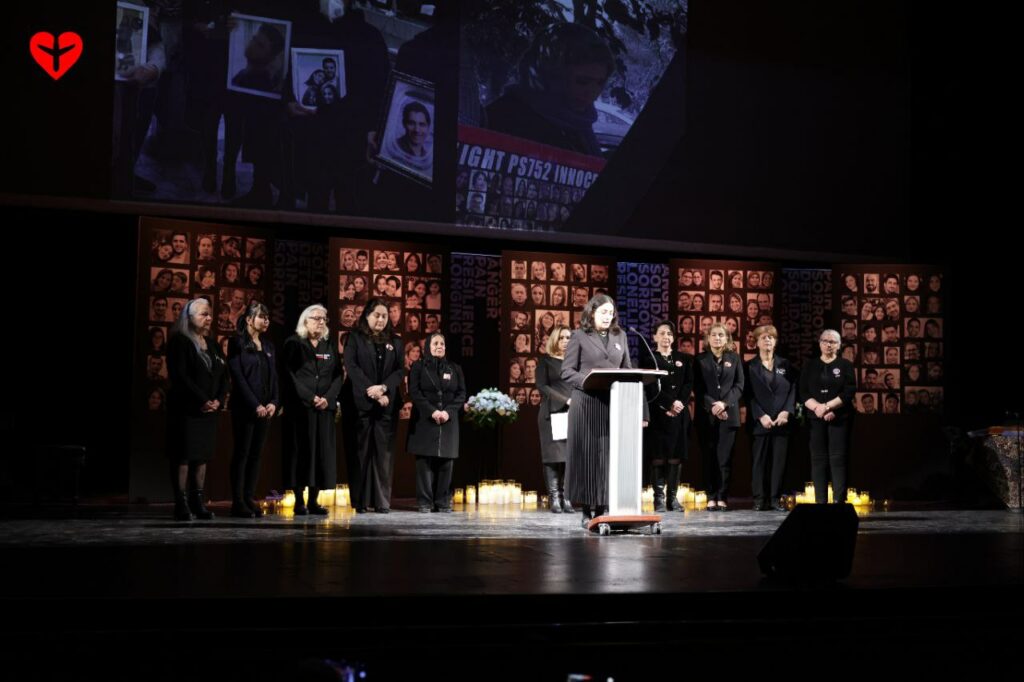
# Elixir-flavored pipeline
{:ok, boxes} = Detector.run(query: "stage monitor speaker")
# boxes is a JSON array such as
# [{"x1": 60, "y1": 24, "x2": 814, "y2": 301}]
[{"x1": 757, "y1": 503, "x2": 859, "y2": 581}]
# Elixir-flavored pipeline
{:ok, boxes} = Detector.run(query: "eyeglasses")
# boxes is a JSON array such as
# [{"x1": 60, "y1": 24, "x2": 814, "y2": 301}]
[{"x1": 309, "y1": 316, "x2": 328, "y2": 323}]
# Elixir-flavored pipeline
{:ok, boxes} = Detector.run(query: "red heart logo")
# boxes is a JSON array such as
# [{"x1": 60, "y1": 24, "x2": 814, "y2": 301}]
[{"x1": 29, "y1": 31, "x2": 83, "y2": 81}]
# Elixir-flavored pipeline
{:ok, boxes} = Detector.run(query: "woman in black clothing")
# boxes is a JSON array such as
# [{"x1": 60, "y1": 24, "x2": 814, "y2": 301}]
[
  {"x1": 283, "y1": 304, "x2": 343, "y2": 516},
  {"x1": 165, "y1": 298, "x2": 228, "y2": 521},
  {"x1": 342, "y1": 298, "x2": 405, "y2": 513},
  {"x1": 227, "y1": 301, "x2": 279, "y2": 518},
  {"x1": 536, "y1": 325, "x2": 574, "y2": 513},
  {"x1": 799, "y1": 329, "x2": 857, "y2": 504},
  {"x1": 640, "y1": 321, "x2": 694, "y2": 513},
  {"x1": 561, "y1": 294, "x2": 646, "y2": 527},
  {"x1": 746, "y1": 325, "x2": 796, "y2": 512},
  {"x1": 693, "y1": 322, "x2": 745, "y2": 511},
  {"x1": 406, "y1": 332, "x2": 467, "y2": 513}
]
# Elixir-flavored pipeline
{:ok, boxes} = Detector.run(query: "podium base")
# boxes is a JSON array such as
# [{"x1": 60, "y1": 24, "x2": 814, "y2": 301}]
[{"x1": 585, "y1": 514, "x2": 663, "y2": 535}]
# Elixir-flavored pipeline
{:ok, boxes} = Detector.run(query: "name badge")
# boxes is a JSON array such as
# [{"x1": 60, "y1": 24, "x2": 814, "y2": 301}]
[
  {"x1": 776, "y1": 368, "x2": 786, "y2": 375},
  {"x1": 614, "y1": 343, "x2": 622, "y2": 351},
  {"x1": 675, "y1": 361, "x2": 683, "y2": 367},
  {"x1": 443, "y1": 373, "x2": 452, "y2": 381},
  {"x1": 724, "y1": 361, "x2": 733, "y2": 368},
  {"x1": 832, "y1": 368, "x2": 841, "y2": 376},
  {"x1": 316, "y1": 354, "x2": 330, "y2": 361}
]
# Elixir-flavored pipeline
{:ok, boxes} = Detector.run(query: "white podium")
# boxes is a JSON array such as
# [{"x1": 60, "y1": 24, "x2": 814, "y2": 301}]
[{"x1": 581, "y1": 368, "x2": 667, "y2": 535}]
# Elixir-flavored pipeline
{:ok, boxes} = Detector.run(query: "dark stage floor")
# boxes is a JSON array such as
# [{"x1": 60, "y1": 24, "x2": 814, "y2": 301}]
[{"x1": 2, "y1": 502, "x2": 1022, "y2": 680}]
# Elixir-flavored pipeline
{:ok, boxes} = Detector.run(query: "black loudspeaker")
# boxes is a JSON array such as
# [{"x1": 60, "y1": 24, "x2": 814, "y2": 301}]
[{"x1": 757, "y1": 503, "x2": 859, "y2": 580}]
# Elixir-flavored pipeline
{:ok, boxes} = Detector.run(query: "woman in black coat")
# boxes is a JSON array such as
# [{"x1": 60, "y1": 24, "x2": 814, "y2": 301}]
[
  {"x1": 406, "y1": 332, "x2": 467, "y2": 513},
  {"x1": 561, "y1": 294, "x2": 647, "y2": 527},
  {"x1": 342, "y1": 298, "x2": 405, "y2": 513},
  {"x1": 283, "y1": 304, "x2": 343, "y2": 516},
  {"x1": 745, "y1": 325, "x2": 796, "y2": 512},
  {"x1": 536, "y1": 325, "x2": 574, "y2": 513},
  {"x1": 227, "y1": 301, "x2": 279, "y2": 518},
  {"x1": 640, "y1": 321, "x2": 694, "y2": 513},
  {"x1": 694, "y1": 322, "x2": 745, "y2": 511},
  {"x1": 166, "y1": 297, "x2": 228, "y2": 521},
  {"x1": 799, "y1": 329, "x2": 857, "y2": 504}
]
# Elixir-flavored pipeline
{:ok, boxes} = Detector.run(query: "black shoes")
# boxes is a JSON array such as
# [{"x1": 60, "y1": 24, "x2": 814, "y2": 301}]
[
  {"x1": 188, "y1": 489, "x2": 215, "y2": 520},
  {"x1": 308, "y1": 504, "x2": 330, "y2": 516},
  {"x1": 560, "y1": 494, "x2": 574, "y2": 513},
  {"x1": 173, "y1": 493, "x2": 194, "y2": 521},
  {"x1": 293, "y1": 504, "x2": 308, "y2": 516}
]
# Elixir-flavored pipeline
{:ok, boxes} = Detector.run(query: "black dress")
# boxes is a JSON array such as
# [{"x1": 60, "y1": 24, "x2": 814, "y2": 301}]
[
  {"x1": 165, "y1": 333, "x2": 228, "y2": 463},
  {"x1": 536, "y1": 355, "x2": 572, "y2": 464},
  {"x1": 561, "y1": 329, "x2": 640, "y2": 507}
]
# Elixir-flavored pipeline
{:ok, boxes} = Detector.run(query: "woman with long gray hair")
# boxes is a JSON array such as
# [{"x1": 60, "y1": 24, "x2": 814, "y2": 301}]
[{"x1": 165, "y1": 297, "x2": 228, "y2": 521}]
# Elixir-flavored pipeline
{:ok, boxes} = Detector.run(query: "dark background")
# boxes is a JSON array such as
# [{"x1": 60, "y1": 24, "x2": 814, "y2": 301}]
[{"x1": 2, "y1": 1, "x2": 1013, "y2": 500}]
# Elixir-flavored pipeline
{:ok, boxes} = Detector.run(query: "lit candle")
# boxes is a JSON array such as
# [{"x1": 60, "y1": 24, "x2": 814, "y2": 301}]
[
  {"x1": 512, "y1": 483, "x2": 522, "y2": 505},
  {"x1": 281, "y1": 490, "x2": 296, "y2": 509},
  {"x1": 524, "y1": 491, "x2": 537, "y2": 507},
  {"x1": 695, "y1": 491, "x2": 707, "y2": 510},
  {"x1": 466, "y1": 485, "x2": 477, "y2": 505},
  {"x1": 453, "y1": 488, "x2": 464, "y2": 505},
  {"x1": 480, "y1": 482, "x2": 492, "y2": 505}
]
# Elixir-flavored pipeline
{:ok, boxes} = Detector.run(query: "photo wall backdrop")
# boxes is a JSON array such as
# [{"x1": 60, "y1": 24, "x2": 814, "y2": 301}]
[
  {"x1": 835, "y1": 266, "x2": 946, "y2": 416},
  {"x1": 132, "y1": 216, "x2": 273, "y2": 502},
  {"x1": 668, "y1": 259, "x2": 782, "y2": 361}
]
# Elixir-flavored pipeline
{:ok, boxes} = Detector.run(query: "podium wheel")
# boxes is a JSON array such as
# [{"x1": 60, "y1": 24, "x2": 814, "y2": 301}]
[
  {"x1": 598, "y1": 523, "x2": 611, "y2": 536},
  {"x1": 653, "y1": 522, "x2": 662, "y2": 535}
]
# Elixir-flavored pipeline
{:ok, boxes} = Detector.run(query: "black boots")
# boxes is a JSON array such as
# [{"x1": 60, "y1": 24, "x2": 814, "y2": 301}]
[
  {"x1": 231, "y1": 500, "x2": 255, "y2": 518},
  {"x1": 173, "y1": 492, "x2": 194, "y2": 521},
  {"x1": 188, "y1": 489, "x2": 215, "y2": 520},
  {"x1": 652, "y1": 464, "x2": 667, "y2": 512},
  {"x1": 544, "y1": 466, "x2": 562, "y2": 514},
  {"x1": 666, "y1": 462, "x2": 684, "y2": 512}
]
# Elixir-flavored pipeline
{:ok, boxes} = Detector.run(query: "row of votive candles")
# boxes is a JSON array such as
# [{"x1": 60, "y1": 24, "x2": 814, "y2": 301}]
[
  {"x1": 453, "y1": 481, "x2": 534, "y2": 506},
  {"x1": 277, "y1": 486, "x2": 352, "y2": 509},
  {"x1": 791, "y1": 483, "x2": 875, "y2": 507}
]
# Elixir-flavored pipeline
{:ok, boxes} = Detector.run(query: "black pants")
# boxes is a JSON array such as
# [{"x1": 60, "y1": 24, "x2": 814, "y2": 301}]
[
  {"x1": 808, "y1": 419, "x2": 851, "y2": 503},
  {"x1": 698, "y1": 419, "x2": 737, "y2": 502},
  {"x1": 348, "y1": 414, "x2": 395, "y2": 510},
  {"x1": 415, "y1": 456, "x2": 454, "y2": 510},
  {"x1": 230, "y1": 414, "x2": 270, "y2": 503},
  {"x1": 751, "y1": 433, "x2": 789, "y2": 504}
]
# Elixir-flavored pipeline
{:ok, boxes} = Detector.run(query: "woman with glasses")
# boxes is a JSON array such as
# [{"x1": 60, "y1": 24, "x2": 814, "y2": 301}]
[
  {"x1": 342, "y1": 298, "x2": 405, "y2": 513},
  {"x1": 799, "y1": 329, "x2": 857, "y2": 504},
  {"x1": 282, "y1": 304, "x2": 343, "y2": 516}
]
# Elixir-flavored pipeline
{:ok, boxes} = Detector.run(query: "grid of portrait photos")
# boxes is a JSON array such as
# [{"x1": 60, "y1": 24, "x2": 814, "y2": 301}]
[
  {"x1": 668, "y1": 260, "x2": 781, "y2": 361},
  {"x1": 456, "y1": 167, "x2": 589, "y2": 232},
  {"x1": 502, "y1": 252, "x2": 615, "y2": 408},
  {"x1": 141, "y1": 219, "x2": 269, "y2": 412},
  {"x1": 836, "y1": 267, "x2": 945, "y2": 415},
  {"x1": 330, "y1": 239, "x2": 447, "y2": 420}
]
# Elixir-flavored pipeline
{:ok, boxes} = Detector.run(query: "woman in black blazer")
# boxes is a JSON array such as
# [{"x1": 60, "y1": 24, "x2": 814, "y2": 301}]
[
  {"x1": 745, "y1": 325, "x2": 796, "y2": 512},
  {"x1": 342, "y1": 298, "x2": 405, "y2": 513},
  {"x1": 693, "y1": 322, "x2": 745, "y2": 511},
  {"x1": 166, "y1": 298, "x2": 228, "y2": 521},
  {"x1": 536, "y1": 325, "x2": 574, "y2": 513},
  {"x1": 406, "y1": 332, "x2": 467, "y2": 512},
  {"x1": 227, "y1": 301, "x2": 279, "y2": 518},
  {"x1": 640, "y1": 321, "x2": 694, "y2": 512},
  {"x1": 799, "y1": 329, "x2": 857, "y2": 504},
  {"x1": 561, "y1": 294, "x2": 646, "y2": 527},
  {"x1": 283, "y1": 304, "x2": 343, "y2": 516}
]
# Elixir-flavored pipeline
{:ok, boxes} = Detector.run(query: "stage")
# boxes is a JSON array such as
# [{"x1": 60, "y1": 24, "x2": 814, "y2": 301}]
[{"x1": 1, "y1": 502, "x2": 1021, "y2": 679}]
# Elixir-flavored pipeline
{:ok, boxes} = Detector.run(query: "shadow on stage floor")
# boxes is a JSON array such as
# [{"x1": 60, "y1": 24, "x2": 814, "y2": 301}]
[{"x1": 1, "y1": 501, "x2": 1022, "y2": 680}]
